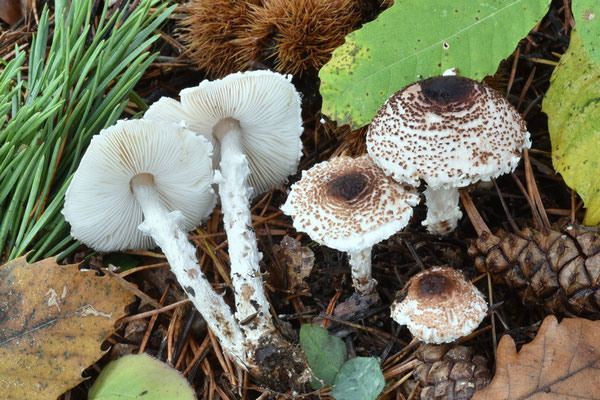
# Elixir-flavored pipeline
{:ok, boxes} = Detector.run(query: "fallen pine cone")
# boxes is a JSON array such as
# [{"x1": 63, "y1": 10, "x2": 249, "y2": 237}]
[
  {"x1": 468, "y1": 225, "x2": 600, "y2": 317},
  {"x1": 413, "y1": 343, "x2": 491, "y2": 400}
]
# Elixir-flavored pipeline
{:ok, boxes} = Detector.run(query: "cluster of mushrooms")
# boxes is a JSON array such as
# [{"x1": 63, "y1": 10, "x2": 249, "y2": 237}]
[
  {"x1": 62, "y1": 71, "x2": 531, "y2": 388},
  {"x1": 282, "y1": 74, "x2": 530, "y2": 343}
]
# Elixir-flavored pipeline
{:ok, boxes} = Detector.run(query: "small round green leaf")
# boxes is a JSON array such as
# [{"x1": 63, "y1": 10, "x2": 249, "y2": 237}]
[
  {"x1": 88, "y1": 353, "x2": 196, "y2": 400},
  {"x1": 299, "y1": 324, "x2": 348, "y2": 389},
  {"x1": 331, "y1": 357, "x2": 384, "y2": 400}
]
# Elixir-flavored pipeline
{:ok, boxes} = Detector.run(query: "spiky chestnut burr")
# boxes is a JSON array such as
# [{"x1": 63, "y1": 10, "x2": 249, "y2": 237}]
[
  {"x1": 237, "y1": 0, "x2": 361, "y2": 75},
  {"x1": 179, "y1": 0, "x2": 262, "y2": 78}
]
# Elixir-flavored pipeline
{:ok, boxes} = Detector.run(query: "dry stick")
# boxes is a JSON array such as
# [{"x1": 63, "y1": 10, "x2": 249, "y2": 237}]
[
  {"x1": 401, "y1": 237, "x2": 425, "y2": 271},
  {"x1": 118, "y1": 300, "x2": 192, "y2": 325},
  {"x1": 322, "y1": 289, "x2": 343, "y2": 329},
  {"x1": 506, "y1": 47, "x2": 520, "y2": 96},
  {"x1": 491, "y1": 178, "x2": 520, "y2": 232},
  {"x1": 523, "y1": 149, "x2": 551, "y2": 230},
  {"x1": 571, "y1": 189, "x2": 577, "y2": 224},
  {"x1": 321, "y1": 314, "x2": 408, "y2": 346},
  {"x1": 105, "y1": 267, "x2": 163, "y2": 309},
  {"x1": 183, "y1": 334, "x2": 211, "y2": 376},
  {"x1": 383, "y1": 358, "x2": 420, "y2": 380},
  {"x1": 382, "y1": 338, "x2": 420, "y2": 368},
  {"x1": 510, "y1": 172, "x2": 544, "y2": 230},
  {"x1": 517, "y1": 67, "x2": 536, "y2": 111},
  {"x1": 139, "y1": 286, "x2": 169, "y2": 354},
  {"x1": 166, "y1": 308, "x2": 180, "y2": 365},
  {"x1": 119, "y1": 262, "x2": 169, "y2": 278},
  {"x1": 207, "y1": 328, "x2": 237, "y2": 387},
  {"x1": 407, "y1": 381, "x2": 421, "y2": 400},
  {"x1": 383, "y1": 370, "x2": 416, "y2": 396},
  {"x1": 459, "y1": 190, "x2": 491, "y2": 236}
]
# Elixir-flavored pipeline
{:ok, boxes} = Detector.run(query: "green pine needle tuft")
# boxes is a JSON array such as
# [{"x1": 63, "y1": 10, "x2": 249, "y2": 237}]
[{"x1": 0, "y1": 0, "x2": 175, "y2": 262}]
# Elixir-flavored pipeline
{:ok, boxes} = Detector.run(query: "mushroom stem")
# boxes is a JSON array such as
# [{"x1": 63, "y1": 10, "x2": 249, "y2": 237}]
[
  {"x1": 130, "y1": 173, "x2": 246, "y2": 362},
  {"x1": 348, "y1": 248, "x2": 377, "y2": 295},
  {"x1": 421, "y1": 186, "x2": 463, "y2": 235},
  {"x1": 213, "y1": 119, "x2": 275, "y2": 343}
]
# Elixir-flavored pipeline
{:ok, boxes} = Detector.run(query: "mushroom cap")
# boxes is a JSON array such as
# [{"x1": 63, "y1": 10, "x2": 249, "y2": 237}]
[
  {"x1": 281, "y1": 155, "x2": 419, "y2": 253},
  {"x1": 367, "y1": 75, "x2": 531, "y2": 189},
  {"x1": 63, "y1": 119, "x2": 216, "y2": 252},
  {"x1": 390, "y1": 266, "x2": 488, "y2": 344},
  {"x1": 145, "y1": 70, "x2": 303, "y2": 196}
]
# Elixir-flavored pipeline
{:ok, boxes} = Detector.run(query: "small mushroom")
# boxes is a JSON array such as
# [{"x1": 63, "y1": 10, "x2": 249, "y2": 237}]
[
  {"x1": 391, "y1": 266, "x2": 488, "y2": 344},
  {"x1": 62, "y1": 119, "x2": 246, "y2": 362},
  {"x1": 144, "y1": 71, "x2": 303, "y2": 348},
  {"x1": 367, "y1": 75, "x2": 531, "y2": 235},
  {"x1": 281, "y1": 155, "x2": 418, "y2": 295}
]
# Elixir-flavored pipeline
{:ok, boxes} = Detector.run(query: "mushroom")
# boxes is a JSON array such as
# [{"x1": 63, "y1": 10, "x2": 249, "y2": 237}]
[
  {"x1": 391, "y1": 266, "x2": 488, "y2": 344},
  {"x1": 281, "y1": 155, "x2": 419, "y2": 295},
  {"x1": 367, "y1": 75, "x2": 531, "y2": 235},
  {"x1": 144, "y1": 71, "x2": 303, "y2": 348},
  {"x1": 62, "y1": 119, "x2": 246, "y2": 362}
]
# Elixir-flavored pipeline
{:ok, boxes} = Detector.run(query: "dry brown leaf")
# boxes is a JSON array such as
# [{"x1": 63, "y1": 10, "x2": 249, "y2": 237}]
[
  {"x1": 473, "y1": 315, "x2": 600, "y2": 400},
  {"x1": 0, "y1": 0, "x2": 33, "y2": 24},
  {"x1": 0, "y1": 256, "x2": 135, "y2": 399},
  {"x1": 274, "y1": 236, "x2": 314, "y2": 290}
]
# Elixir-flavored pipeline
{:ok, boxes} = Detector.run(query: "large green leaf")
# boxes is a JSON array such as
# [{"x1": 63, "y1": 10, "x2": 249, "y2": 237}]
[
  {"x1": 331, "y1": 357, "x2": 384, "y2": 400},
  {"x1": 319, "y1": 0, "x2": 551, "y2": 128},
  {"x1": 88, "y1": 354, "x2": 196, "y2": 400},
  {"x1": 542, "y1": 31, "x2": 600, "y2": 225},
  {"x1": 573, "y1": 0, "x2": 600, "y2": 65},
  {"x1": 299, "y1": 324, "x2": 348, "y2": 389}
]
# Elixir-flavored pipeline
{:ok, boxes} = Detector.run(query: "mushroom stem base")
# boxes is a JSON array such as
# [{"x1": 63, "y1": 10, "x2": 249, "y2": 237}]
[
  {"x1": 422, "y1": 186, "x2": 462, "y2": 235},
  {"x1": 214, "y1": 125, "x2": 275, "y2": 344},
  {"x1": 131, "y1": 173, "x2": 246, "y2": 363},
  {"x1": 348, "y1": 248, "x2": 377, "y2": 295}
]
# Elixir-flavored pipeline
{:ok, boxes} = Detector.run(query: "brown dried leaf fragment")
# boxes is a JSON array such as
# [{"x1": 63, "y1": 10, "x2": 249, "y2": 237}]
[
  {"x1": 273, "y1": 235, "x2": 314, "y2": 291},
  {"x1": 0, "y1": 0, "x2": 23, "y2": 24},
  {"x1": 473, "y1": 315, "x2": 600, "y2": 400},
  {"x1": 0, "y1": 257, "x2": 134, "y2": 399}
]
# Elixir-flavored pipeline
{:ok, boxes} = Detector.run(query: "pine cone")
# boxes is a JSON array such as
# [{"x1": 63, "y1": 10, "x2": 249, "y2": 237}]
[
  {"x1": 468, "y1": 225, "x2": 600, "y2": 317},
  {"x1": 413, "y1": 343, "x2": 491, "y2": 400}
]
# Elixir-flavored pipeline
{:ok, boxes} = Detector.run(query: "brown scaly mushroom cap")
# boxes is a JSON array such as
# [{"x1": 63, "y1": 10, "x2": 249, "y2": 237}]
[
  {"x1": 281, "y1": 155, "x2": 418, "y2": 253},
  {"x1": 367, "y1": 75, "x2": 531, "y2": 189},
  {"x1": 391, "y1": 266, "x2": 488, "y2": 344}
]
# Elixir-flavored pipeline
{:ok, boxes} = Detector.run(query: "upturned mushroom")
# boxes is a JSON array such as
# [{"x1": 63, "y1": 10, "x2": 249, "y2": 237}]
[
  {"x1": 144, "y1": 71, "x2": 308, "y2": 385},
  {"x1": 391, "y1": 265, "x2": 488, "y2": 344},
  {"x1": 281, "y1": 155, "x2": 418, "y2": 295},
  {"x1": 367, "y1": 75, "x2": 531, "y2": 235},
  {"x1": 62, "y1": 119, "x2": 246, "y2": 362}
]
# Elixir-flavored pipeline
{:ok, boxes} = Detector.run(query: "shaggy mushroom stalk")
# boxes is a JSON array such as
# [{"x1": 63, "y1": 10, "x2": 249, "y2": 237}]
[
  {"x1": 348, "y1": 248, "x2": 375, "y2": 295},
  {"x1": 63, "y1": 120, "x2": 246, "y2": 363},
  {"x1": 212, "y1": 118, "x2": 274, "y2": 340},
  {"x1": 130, "y1": 173, "x2": 246, "y2": 360},
  {"x1": 421, "y1": 186, "x2": 463, "y2": 234}
]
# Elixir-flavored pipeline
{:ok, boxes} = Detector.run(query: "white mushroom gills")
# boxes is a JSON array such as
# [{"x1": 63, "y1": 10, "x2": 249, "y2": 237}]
[
  {"x1": 63, "y1": 120, "x2": 246, "y2": 362},
  {"x1": 145, "y1": 71, "x2": 304, "y2": 346}
]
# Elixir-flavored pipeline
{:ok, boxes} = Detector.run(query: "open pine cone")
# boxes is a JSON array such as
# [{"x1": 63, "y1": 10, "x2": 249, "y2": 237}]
[
  {"x1": 468, "y1": 225, "x2": 600, "y2": 317},
  {"x1": 413, "y1": 343, "x2": 491, "y2": 400}
]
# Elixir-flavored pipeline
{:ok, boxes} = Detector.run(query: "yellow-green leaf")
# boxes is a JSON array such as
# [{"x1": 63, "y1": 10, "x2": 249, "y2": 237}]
[
  {"x1": 543, "y1": 31, "x2": 600, "y2": 225},
  {"x1": 0, "y1": 257, "x2": 134, "y2": 399}
]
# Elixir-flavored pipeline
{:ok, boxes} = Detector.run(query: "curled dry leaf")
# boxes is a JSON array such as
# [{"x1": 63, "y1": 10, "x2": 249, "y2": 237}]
[
  {"x1": 274, "y1": 235, "x2": 314, "y2": 291},
  {"x1": 0, "y1": 256, "x2": 135, "y2": 399},
  {"x1": 473, "y1": 315, "x2": 600, "y2": 400}
]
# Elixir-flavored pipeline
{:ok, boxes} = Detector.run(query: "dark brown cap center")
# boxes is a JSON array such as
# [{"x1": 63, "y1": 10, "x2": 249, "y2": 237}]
[
  {"x1": 328, "y1": 173, "x2": 368, "y2": 201},
  {"x1": 417, "y1": 272, "x2": 453, "y2": 296},
  {"x1": 420, "y1": 76, "x2": 473, "y2": 104}
]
